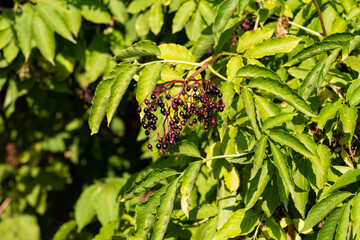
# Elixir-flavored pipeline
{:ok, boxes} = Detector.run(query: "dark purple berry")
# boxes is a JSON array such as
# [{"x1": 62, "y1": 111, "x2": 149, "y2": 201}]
[
  {"x1": 186, "y1": 86, "x2": 191, "y2": 91},
  {"x1": 137, "y1": 107, "x2": 141, "y2": 113},
  {"x1": 145, "y1": 130, "x2": 150, "y2": 135},
  {"x1": 218, "y1": 92, "x2": 222, "y2": 98},
  {"x1": 166, "y1": 94, "x2": 171, "y2": 100},
  {"x1": 143, "y1": 123, "x2": 147, "y2": 129},
  {"x1": 193, "y1": 86, "x2": 198, "y2": 92},
  {"x1": 151, "y1": 94, "x2": 156, "y2": 100},
  {"x1": 156, "y1": 143, "x2": 162, "y2": 149},
  {"x1": 144, "y1": 108, "x2": 149, "y2": 113}
]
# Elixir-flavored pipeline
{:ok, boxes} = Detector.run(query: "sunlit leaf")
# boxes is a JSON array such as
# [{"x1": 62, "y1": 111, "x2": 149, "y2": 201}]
[
  {"x1": 136, "y1": 63, "x2": 163, "y2": 105},
  {"x1": 248, "y1": 78, "x2": 316, "y2": 117},
  {"x1": 301, "y1": 191, "x2": 353, "y2": 233},
  {"x1": 116, "y1": 40, "x2": 160, "y2": 60},
  {"x1": 262, "y1": 113, "x2": 297, "y2": 132},
  {"x1": 236, "y1": 65, "x2": 281, "y2": 81},
  {"x1": 244, "y1": 36, "x2": 301, "y2": 58},
  {"x1": 237, "y1": 27, "x2": 273, "y2": 53},
  {"x1": 149, "y1": 1, "x2": 164, "y2": 35},
  {"x1": 172, "y1": 1, "x2": 196, "y2": 34},
  {"x1": 317, "y1": 207, "x2": 343, "y2": 240},
  {"x1": 32, "y1": 13, "x2": 55, "y2": 64},
  {"x1": 213, "y1": 0, "x2": 238, "y2": 43},
  {"x1": 265, "y1": 217, "x2": 286, "y2": 240},
  {"x1": 217, "y1": 180, "x2": 236, "y2": 230},
  {"x1": 250, "y1": 136, "x2": 268, "y2": 179},
  {"x1": 241, "y1": 87, "x2": 261, "y2": 139}
]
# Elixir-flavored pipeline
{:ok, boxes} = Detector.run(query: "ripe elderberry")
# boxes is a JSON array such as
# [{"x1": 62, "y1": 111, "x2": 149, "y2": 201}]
[{"x1": 137, "y1": 78, "x2": 224, "y2": 153}]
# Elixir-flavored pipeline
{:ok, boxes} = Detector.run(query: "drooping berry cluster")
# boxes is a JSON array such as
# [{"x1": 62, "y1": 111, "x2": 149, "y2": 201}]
[{"x1": 137, "y1": 78, "x2": 224, "y2": 153}]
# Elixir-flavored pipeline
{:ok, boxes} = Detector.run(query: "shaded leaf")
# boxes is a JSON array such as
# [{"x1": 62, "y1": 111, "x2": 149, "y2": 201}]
[
  {"x1": 298, "y1": 60, "x2": 325, "y2": 100},
  {"x1": 52, "y1": 220, "x2": 77, "y2": 240},
  {"x1": 326, "y1": 169, "x2": 360, "y2": 197},
  {"x1": 351, "y1": 193, "x2": 360, "y2": 236},
  {"x1": 293, "y1": 162, "x2": 309, "y2": 217},
  {"x1": 301, "y1": 191, "x2": 353, "y2": 233},
  {"x1": 127, "y1": 0, "x2": 156, "y2": 14},
  {"x1": 79, "y1": 0, "x2": 111, "y2": 24},
  {"x1": 335, "y1": 199, "x2": 352, "y2": 240},
  {"x1": 254, "y1": 94, "x2": 281, "y2": 121}
]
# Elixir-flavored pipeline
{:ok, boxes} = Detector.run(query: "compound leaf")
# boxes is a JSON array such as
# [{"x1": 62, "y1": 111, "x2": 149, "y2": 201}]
[{"x1": 248, "y1": 78, "x2": 316, "y2": 117}]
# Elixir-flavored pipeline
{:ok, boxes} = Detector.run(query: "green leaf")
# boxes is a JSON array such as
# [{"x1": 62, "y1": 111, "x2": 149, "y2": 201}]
[
  {"x1": 93, "y1": 184, "x2": 118, "y2": 225},
  {"x1": 293, "y1": 162, "x2": 309, "y2": 218},
  {"x1": 219, "y1": 82, "x2": 236, "y2": 123},
  {"x1": 323, "y1": 32, "x2": 355, "y2": 43},
  {"x1": 269, "y1": 130, "x2": 315, "y2": 159},
  {"x1": 254, "y1": 94, "x2": 281, "y2": 121},
  {"x1": 159, "y1": 43, "x2": 195, "y2": 69},
  {"x1": 326, "y1": 169, "x2": 360, "y2": 197},
  {"x1": 246, "y1": 160, "x2": 274, "y2": 209},
  {"x1": 79, "y1": 0, "x2": 111, "y2": 24},
  {"x1": 192, "y1": 217, "x2": 217, "y2": 240},
  {"x1": 15, "y1": 4, "x2": 34, "y2": 61},
  {"x1": 151, "y1": 176, "x2": 180, "y2": 240},
  {"x1": 284, "y1": 42, "x2": 341, "y2": 67},
  {"x1": 178, "y1": 140, "x2": 202, "y2": 158},
  {"x1": 213, "y1": 209, "x2": 260, "y2": 240},
  {"x1": 241, "y1": 88, "x2": 261, "y2": 139},
  {"x1": 346, "y1": 79, "x2": 360, "y2": 105},
  {"x1": 317, "y1": 207, "x2": 343, "y2": 240},
  {"x1": 127, "y1": 0, "x2": 156, "y2": 14},
  {"x1": 52, "y1": 220, "x2": 77, "y2": 240},
  {"x1": 106, "y1": 65, "x2": 138, "y2": 126},
  {"x1": 198, "y1": 0, "x2": 215, "y2": 25},
  {"x1": 318, "y1": 99, "x2": 342, "y2": 130},
  {"x1": 121, "y1": 168, "x2": 178, "y2": 201},
  {"x1": 0, "y1": 215, "x2": 40, "y2": 240},
  {"x1": 244, "y1": 36, "x2": 301, "y2": 58},
  {"x1": 339, "y1": 104, "x2": 358, "y2": 143},
  {"x1": 3, "y1": 40, "x2": 19, "y2": 64},
  {"x1": 62, "y1": 4, "x2": 82, "y2": 37},
  {"x1": 348, "y1": 85, "x2": 360, "y2": 107},
  {"x1": 172, "y1": 1, "x2": 196, "y2": 34},
  {"x1": 236, "y1": 65, "x2": 281, "y2": 81},
  {"x1": 262, "y1": 113, "x2": 297, "y2": 132},
  {"x1": 352, "y1": 193, "x2": 360, "y2": 236},
  {"x1": 36, "y1": 3, "x2": 75, "y2": 43},
  {"x1": 237, "y1": 0, "x2": 250, "y2": 19},
  {"x1": 0, "y1": 28, "x2": 13, "y2": 51},
  {"x1": 181, "y1": 161, "x2": 202, "y2": 218},
  {"x1": 298, "y1": 60, "x2": 325, "y2": 100},
  {"x1": 149, "y1": 1, "x2": 164, "y2": 35},
  {"x1": 134, "y1": 186, "x2": 167, "y2": 239},
  {"x1": 269, "y1": 141, "x2": 295, "y2": 196},
  {"x1": 250, "y1": 136, "x2": 268, "y2": 179},
  {"x1": 116, "y1": 40, "x2": 161, "y2": 60},
  {"x1": 191, "y1": 31, "x2": 215, "y2": 62},
  {"x1": 32, "y1": 13, "x2": 55, "y2": 64},
  {"x1": 236, "y1": 27, "x2": 273, "y2": 53},
  {"x1": 248, "y1": 78, "x2": 316, "y2": 117},
  {"x1": 108, "y1": 0, "x2": 128, "y2": 24},
  {"x1": 301, "y1": 191, "x2": 353, "y2": 233},
  {"x1": 135, "y1": 10, "x2": 150, "y2": 37},
  {"x1": 265, "y1": 217, "x2": 286, "y2": 240},
  {"x1": 343, "y1": 55, "x2": 360, "y2": 73},
  {"x1": 224, "y1": 164, "x2": 240, "y2": 192},
  {"x1": 226, "y1": 55, "x2": 243, "y2": 82},
  {"x1": 335, "y1": 199, "x2": 352, "y2": 240},
  {"x1": 217, "y1": 180, "x2": 236, "y2": 230},
  {"x1": 75, "y1": 184, "x2": 98, "y2": 231},
  {"x1": 213, "y1": 0, "x2": 238, "y2": 43},
  {"x1": 318, "y1": 48, "x2": 341, "y2": 88},
  {"x1": 136, "y1": 63, "x2": 162, "y2": 105},
  {"x1": 186, "y1": 8, "x2": 206, "y2": 41},
  {"x1": 93, "y1": 221, "x2": 117, "y2": 240}
]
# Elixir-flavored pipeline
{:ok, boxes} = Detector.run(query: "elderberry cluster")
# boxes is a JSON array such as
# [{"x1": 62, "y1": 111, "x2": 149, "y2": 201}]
[{"x1": 137, "y1": 78, "x2": 224, "y2": 153}]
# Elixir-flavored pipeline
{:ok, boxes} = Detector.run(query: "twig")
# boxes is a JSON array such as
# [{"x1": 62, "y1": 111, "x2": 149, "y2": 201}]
[
  {"x1": 0, "y1": 194, "x2": 13, "y2": 215},
  {"x1": 312, "y1": 0, "x2": 327, "y2": 37},
  {"x1": 288, "y1": 21, "x2": 322, "y2": 38}
]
